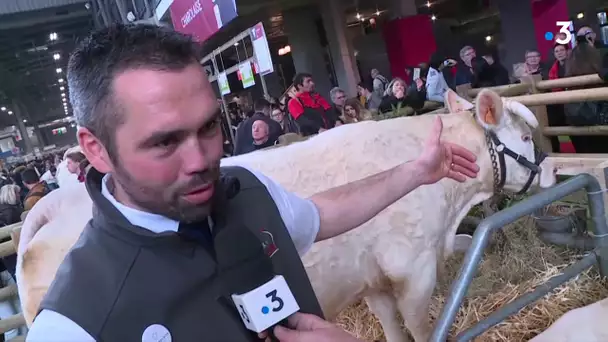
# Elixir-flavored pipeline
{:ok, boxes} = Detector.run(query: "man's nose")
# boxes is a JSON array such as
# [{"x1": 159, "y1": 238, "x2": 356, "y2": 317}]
[{"x1": 182, "y1": 140, "x2": 212, "y2": 174}]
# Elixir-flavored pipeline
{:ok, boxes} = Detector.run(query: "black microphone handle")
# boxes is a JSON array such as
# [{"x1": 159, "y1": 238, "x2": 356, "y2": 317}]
[{"x1": 267, "y1": 318, "x2": 289, "y2": 342}]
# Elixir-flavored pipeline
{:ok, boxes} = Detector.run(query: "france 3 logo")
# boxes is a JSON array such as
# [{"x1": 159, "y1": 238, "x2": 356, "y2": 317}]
[{"x1": 545, "y1": 21, "x2": 574, "y2": 45}]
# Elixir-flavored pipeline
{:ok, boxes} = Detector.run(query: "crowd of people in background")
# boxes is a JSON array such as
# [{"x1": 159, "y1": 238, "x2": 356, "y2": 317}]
[
  {"x1": 221, "y1": 23, "x2": 608, "y2": 157},
  {"x1": 0, "y1": 147, "x2": 90, "y2": 283}
]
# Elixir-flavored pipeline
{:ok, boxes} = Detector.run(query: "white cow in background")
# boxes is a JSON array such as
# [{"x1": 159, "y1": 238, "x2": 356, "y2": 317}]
[
  {"x1": 16, "y1": 89, "x2": 555, "y2": 342},
  {"x1": 530, "y1": 298, "x2": 608, "y2": 342}
]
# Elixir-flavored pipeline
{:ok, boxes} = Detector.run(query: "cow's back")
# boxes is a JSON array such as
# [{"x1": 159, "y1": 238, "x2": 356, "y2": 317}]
[{"x1": 17, "y1": 184, "x2": 92, "y2": 325}]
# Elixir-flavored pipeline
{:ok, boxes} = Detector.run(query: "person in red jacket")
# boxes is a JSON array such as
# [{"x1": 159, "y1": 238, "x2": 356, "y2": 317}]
[{"x1": 287, "y1": 73, "x2": 340, "y2": 136}]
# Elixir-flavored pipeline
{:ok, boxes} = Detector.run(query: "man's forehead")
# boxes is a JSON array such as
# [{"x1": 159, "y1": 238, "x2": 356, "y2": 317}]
[{"x1": 112, "y1": 65, "x2": 212, "y2": 104}]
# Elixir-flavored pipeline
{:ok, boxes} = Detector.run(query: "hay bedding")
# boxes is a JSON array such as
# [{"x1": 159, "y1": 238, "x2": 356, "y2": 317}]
[{"x1": 335, "y1": 216, "x2": 608, "y2": 341}]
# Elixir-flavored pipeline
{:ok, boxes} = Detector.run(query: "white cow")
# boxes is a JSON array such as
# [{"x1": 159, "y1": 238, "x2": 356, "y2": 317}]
[
  {"x1": 16, "y1": 89, "x2": 555, "y2": 342},
  {"x1": 530, "y1": 298, "x2": 608, "y2": 342}
]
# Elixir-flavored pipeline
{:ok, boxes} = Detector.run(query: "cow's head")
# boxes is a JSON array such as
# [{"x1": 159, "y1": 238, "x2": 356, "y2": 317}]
[{"x1": 446, "y1": 89, "x2": 556, "y2": 193}]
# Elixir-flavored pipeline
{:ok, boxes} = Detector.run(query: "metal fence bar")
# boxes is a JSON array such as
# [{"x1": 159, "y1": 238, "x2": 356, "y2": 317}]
[
  {"x1": 456, "y1": 252, "x2": 598, "y2": 341},
  {"x1": 430, "y1": 173, "x2": 608, "y2": 342}
]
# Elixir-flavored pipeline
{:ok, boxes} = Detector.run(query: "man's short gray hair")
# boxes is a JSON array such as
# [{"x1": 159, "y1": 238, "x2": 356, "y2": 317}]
[
  {"x1": 459, "y1": 46, "x2": 474, "y2": 59},
  {"x1": 329, "y1": 87, "x2": 346, "y2": 101},
  {"x1": 0, "y1": 184, "x2": 20, "y2": 206}
]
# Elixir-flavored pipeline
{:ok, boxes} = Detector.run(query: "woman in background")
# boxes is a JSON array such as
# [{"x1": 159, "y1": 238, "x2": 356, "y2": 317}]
[
  {"x1": 65, "y1": 151, "x2": 90, "y2": 183},
  {"x1": 0, "y1": 184, "x2": 22, "y2": 280},
  {"x1": 545, "y1": 42, "x2": 570, "y2": 152},
  {"x1": 341, "y1": 98, "x2": 372, "y2": 124},
  {"x1": 270, "y1": 105, "x2": 299, "y2": 135},
  {"x1": 378, "y1": 78, "x2": 425, "y2": 114},
  {"x1": 563, "y1": 35, "x2": 608, "y2": 153}
]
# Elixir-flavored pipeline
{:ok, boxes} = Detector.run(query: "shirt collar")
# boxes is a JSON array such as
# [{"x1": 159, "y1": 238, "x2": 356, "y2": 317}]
[{"x1": 100, "y1": 174, "x2": 179, "y2": 234}]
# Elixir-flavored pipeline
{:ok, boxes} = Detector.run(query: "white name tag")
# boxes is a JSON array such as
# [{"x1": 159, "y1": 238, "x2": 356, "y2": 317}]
[{"x1": 231, "y1": 275, "x2": 300, "y2": 333}]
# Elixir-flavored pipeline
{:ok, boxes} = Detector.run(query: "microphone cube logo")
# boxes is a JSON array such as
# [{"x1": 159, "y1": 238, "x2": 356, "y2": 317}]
[{"x1": 231, "y1": 276, "x2": 300, "y2": 333}]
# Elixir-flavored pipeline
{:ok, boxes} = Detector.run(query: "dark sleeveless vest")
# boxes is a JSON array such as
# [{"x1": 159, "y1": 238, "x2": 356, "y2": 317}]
[{"x1": 39, "y1": 166, "x2": 323, "y2": 341}]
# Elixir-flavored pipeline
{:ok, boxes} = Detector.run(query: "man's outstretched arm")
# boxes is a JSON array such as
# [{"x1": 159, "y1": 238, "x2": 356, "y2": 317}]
[{"x1": 310, "y1": 117, "x2": 479, "y2": 242}]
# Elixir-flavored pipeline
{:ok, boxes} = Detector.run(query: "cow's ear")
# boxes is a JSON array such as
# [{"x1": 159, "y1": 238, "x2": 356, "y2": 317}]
[
  {"x1": 445, "y1": 89, "x2": 474, "y2": 113},
  {"x1": 475, "y1": 89, "x2": 503, "y2": 130}
]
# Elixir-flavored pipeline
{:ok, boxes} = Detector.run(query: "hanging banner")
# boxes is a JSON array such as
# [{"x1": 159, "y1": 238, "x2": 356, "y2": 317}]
[
  {"x1": 170, "y1": 0, "x2": 238, "y2": 43},
  {"x1": 218, "y1": 72, "x2": 231, "y2": 95},
  {"x1": 239, "y1": 62, "x2": 255, "y2": 89},
  {"x1": 250, "y1": 22, "x2": 274, "y2": 75}
]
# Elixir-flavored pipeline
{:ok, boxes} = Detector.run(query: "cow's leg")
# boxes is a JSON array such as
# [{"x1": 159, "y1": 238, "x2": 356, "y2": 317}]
[
  {"x1": 395, "y1": 261, "x2": 436, "y2": 342},
  {"x1": 365, "y1": 292, "x2": 409, "y2": 342}
]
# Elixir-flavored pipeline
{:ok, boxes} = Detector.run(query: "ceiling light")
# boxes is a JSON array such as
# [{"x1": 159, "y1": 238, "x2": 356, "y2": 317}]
[
  {"x1": 56, "y1": 68, "x2": 62, "y2": 73},
  {"x1": 486, "y1": 35, "x2": 492, "y2": 41},
  {"x1": 431, "y1": 15, "x2": 437, "y2": 20},
  {"x1": 60, "y1": 86, "x2": 65, "y2": 91},
  {"x1": 360, "y1": 17, "x2": 365, "y2": 22},
  {"x1": 375, "y1": 10, "x2": 380, "y2": 16},
  {"x1": 62, "y1": 98, "x2": 67, "y2": 102},
  {"x1": 7, "y1": 111, "x2": 12, "y2": 115},
  {"x1": 577, "y1": 12, "x2": 584, "y2": 19},
  {"x1": 356, "y1": 12, "x2": 361, "y2": 19},
  {"x1": 427, "y1": 1, "x2": 431, "y2": 7},
  {"x1": 58, "y1": 78, "x2": 64, "y2": 83},
  {"x1": 0, "y1": 107, "x2": 5, "y2": 111},
  {"x1": 234, "y1": 42, "x2": 239, "y2": 46},
  {"x1": 49, "y1": 32, "x2": 58, "y2": 41},
  {"x1": 53, "y1": 53, "x2": 60, "y2": 60},
  {"x1": 23, "y1": 120, "x2": 27, "y2": 123}
]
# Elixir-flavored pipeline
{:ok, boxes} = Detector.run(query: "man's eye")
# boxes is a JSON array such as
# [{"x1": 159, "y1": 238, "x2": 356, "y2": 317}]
[
  {"x1": 156, "y1": 137, "x2": 177, "y2": 148},
  {"x1": 201, "y1": 117, "x2": 221, "y2": 135}
]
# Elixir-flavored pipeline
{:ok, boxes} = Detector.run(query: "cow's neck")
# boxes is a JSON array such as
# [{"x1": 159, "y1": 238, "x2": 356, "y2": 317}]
[{"x1": 440, "y1": 113, "x2": 496, "y2": 237}]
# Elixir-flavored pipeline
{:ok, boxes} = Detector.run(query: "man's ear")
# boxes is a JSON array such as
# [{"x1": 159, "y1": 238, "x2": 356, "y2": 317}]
[
  {"x1": 475, "y1": 89, "x2": 503, "y2": 130},
  {"x1": 77, "y1": 127, "x2": 113, "y2": 174},
  {"x1": 445, "y1": 89, "x2": 474, "y2": 113}
]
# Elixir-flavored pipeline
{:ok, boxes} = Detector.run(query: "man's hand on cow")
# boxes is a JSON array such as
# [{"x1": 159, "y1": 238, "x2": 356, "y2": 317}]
[
  {"x1": 414, "y1": 116, "x2": 479, "y2": 185},
  {"x1": 262, "y1": 313, "x2": 363, "y2": 342}
]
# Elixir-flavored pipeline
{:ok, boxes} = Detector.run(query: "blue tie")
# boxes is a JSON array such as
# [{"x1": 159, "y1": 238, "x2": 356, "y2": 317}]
[{"x1": 178, "y1": 220, "x2": 213, "y2": 249}]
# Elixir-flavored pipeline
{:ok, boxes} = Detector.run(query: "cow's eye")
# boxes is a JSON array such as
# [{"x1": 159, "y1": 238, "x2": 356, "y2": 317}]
[{"x1": 522, "y1": 135, "x2": 532, "y2": 142}]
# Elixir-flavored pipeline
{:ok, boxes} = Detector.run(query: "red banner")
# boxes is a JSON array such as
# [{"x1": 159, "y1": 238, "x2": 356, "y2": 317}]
[{"x1": 170, "y1": 0, "x2": 238, "y2": 42}]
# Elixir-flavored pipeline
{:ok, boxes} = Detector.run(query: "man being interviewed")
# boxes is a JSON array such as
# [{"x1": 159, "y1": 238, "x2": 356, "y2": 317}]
[{"x1": 26, "y1": 24, "x2": 479, "y2": 341}]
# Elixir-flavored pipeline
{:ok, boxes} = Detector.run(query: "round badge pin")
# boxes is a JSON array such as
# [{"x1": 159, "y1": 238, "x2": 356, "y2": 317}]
[{"x1": 142, "y1": 324, "x2": 172, "y2": 342}]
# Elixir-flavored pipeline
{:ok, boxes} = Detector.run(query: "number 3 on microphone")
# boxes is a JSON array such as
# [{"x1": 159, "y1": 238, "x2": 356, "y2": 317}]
[{"x1": 266, "y1": 289, "x2": 284, "y2": 312}]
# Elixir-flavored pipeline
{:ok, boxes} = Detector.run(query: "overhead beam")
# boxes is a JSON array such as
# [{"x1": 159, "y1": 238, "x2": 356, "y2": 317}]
[{"x1": 0, "y1": 8, "x2": 91, "y2": 30}]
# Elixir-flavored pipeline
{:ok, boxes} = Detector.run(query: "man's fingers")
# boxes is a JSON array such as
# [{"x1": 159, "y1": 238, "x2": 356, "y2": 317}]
[
  {"x1": 449, "y1": 143, "x2": 478, "y2": 164},
  {"x1": 447, "y1": 170, "x2": 467, "y2": 182},
  {"x1": 451, "y1": 155, "x2": 480, "y2": 176},
  {"x1": 451, "y1": 163, "x2": 477, "y2": 179},
  {"x1": 287, "y1": 313, "x2": 327, "y2": 331},
  {"x1": 273, "y1": 325, "x2": 300, "y2": 342}
]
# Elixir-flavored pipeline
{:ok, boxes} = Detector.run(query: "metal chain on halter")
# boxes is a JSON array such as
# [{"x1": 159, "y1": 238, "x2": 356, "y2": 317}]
[{"x1": 485, "y1": 132, "x2": 501, "y2": 194}]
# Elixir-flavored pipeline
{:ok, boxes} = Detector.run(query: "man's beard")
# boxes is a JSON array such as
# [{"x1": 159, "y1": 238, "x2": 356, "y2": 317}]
[{"x1": 110, "y1": 162, "x2": 222, "y2": 223}]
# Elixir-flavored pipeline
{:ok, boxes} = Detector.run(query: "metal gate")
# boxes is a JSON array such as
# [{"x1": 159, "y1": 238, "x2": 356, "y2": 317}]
[{"x1": 431, "y1": 173, "x2": 608, "y2": 342}]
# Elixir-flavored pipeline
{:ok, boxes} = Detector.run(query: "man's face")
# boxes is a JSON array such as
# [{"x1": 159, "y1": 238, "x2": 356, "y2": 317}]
[
  {"x1": 333, "y1": 91, "x2": 347, "y2": 107},
  {"x1": 462, "y1": 49, "x2": 476, "y2": 67},
  {"x1": 301, "y1": 77, "x2": 315, "y2": 92},
  {"x1": 66, "y1": 158, "x2": 79, "y2": 174},
  {"x1": 81, "y1": 63, "x2": 224, "y2": 222},
  {"x1": 252, "y1": 120, "x2": 269, "y2": 141}
]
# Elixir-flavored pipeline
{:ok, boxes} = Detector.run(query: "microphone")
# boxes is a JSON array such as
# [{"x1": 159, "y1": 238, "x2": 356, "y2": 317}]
[{"x1": 214, "y1": 225, "x2": 300, "y2": 337}]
